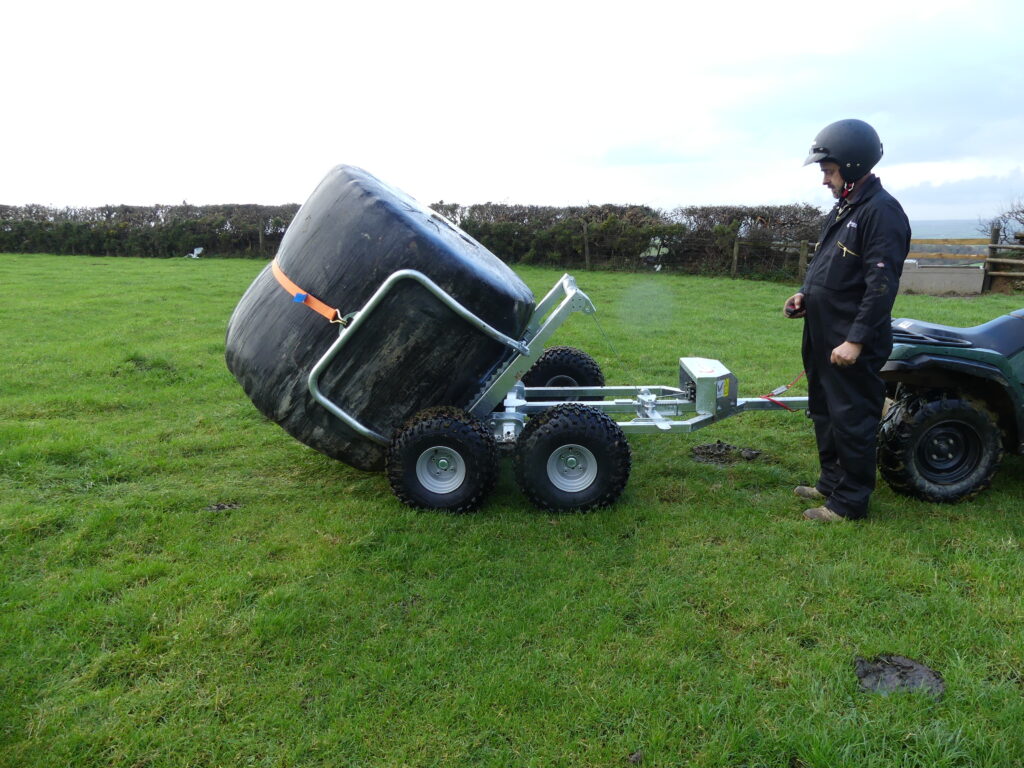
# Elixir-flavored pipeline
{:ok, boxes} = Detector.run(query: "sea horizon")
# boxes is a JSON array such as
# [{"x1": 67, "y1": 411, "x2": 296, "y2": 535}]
[{"x1": 910, "y1": 219, "x2": 992, "y2": 239}]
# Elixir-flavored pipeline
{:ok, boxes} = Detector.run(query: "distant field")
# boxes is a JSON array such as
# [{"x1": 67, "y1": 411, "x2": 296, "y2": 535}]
[
  {"x1": 911, "y1": 238, "x2": 989, "y2": 246},
  {"x1": 3, "y1": 254, "x2": 1024, "y2": 768}
]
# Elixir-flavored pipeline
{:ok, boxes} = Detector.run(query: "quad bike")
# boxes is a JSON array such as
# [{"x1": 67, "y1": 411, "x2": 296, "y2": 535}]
[{"x1": 878, "y1": 309, "x2": 1024, "y2": 502}]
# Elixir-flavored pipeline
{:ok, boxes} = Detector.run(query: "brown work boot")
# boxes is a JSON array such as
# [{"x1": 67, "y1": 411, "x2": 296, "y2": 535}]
[
  {"x1": 794, "y1": 485, "x2": 825, "y2": 501},
  {"x1": 802, "y1": 506, "x2": 845, "y2": 522}
]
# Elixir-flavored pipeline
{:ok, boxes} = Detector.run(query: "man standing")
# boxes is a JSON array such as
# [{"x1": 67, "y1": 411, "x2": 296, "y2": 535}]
[{"x1": 784, "y1": 119, "x2": 911, "y2": 521}]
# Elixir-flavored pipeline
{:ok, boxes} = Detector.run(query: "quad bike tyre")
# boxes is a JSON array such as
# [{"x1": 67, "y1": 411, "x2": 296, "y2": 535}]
[
  {"x1": 521, "y1": 346, "x2": 604, "y2": 401},
  {"x1": 514, "y1": 403, "x2": 631, "y2": 511},
  {"x1": 386, "y1": 407, "x2": 499, "y2": 512},
  {"x1": 877, "y1": 393, "x2": 1004, "y2": 503}
]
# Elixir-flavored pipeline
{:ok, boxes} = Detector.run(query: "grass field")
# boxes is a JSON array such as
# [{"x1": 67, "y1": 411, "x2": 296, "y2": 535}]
[{"x1": 2, "y1": 253, "x2": 1024, "y2": 767}]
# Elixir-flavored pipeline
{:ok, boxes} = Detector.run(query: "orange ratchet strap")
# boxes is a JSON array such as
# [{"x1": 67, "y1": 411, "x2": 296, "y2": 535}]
[{"x1": 271, "y1": 259, "x2": 344, "y2": 324}]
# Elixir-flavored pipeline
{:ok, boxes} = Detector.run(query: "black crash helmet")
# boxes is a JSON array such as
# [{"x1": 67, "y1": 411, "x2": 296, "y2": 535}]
[{"x1": 803, "y1": 119, "x2": 884, "y2": 182}]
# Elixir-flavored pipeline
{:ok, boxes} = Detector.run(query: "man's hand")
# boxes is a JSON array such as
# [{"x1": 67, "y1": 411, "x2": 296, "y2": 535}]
[
  {"x1": 784, "y1": 292, "x2": 805, "y2": 318},
  {"x1": 831, "y1": 341, "x2": 863, "y2": 366}
]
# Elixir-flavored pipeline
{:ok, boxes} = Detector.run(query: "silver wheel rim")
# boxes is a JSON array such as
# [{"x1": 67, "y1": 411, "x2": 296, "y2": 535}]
[
  {"x1": 546, "y1": 443, "x2": 597, "y2": 492},
  {"x1": 415, "y1": 446, "x2": 466, "y2": 494}
]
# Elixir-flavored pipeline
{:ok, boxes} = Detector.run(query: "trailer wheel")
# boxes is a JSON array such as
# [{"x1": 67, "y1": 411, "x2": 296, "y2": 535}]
[
  {"x1": 877, "y1": 393, "x2": 1004, "y2": 503},
  {"x1": 514, "y1": 403, "x2": 631, "y2": 511},
  {"x1": 386, "y1": 407, "x2": 498, "y2": 512},
  {"x1": 522, "y1": 346, "x2": 604, "y2": 400}
]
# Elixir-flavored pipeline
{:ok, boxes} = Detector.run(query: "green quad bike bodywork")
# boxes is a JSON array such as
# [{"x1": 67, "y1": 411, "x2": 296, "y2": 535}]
[{"x1": 878, "y1": 309, "x2": 1024, "y2": 502}]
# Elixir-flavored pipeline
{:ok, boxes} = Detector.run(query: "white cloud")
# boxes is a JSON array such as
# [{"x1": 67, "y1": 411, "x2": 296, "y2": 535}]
[
  {"x1": 2, "y1": 0, "x2": 1022, "y2": 220},
  {"x1": 886, "y1": 159, "x2": 1020, "y2": 189}
]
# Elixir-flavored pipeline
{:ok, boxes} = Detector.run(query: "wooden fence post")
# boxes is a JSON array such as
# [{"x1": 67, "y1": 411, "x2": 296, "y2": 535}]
[
  {"x1": 798, "y1": 240, "x2": 808, "y2": 281},
  {"x1": 988, "y1": 223, "x2": 1001, "y2": 254},
  {"x1": 731, "y1": 239, "x2": 740, "y2": 277},
  {"x1": 985, "y1": 224, "x2": 1001, "y2": 292}
]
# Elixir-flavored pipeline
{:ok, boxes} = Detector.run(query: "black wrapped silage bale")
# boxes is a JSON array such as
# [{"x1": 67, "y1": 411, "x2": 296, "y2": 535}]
[{"x1": 225, "y1": 165, "x2": 535, "y2": 471}]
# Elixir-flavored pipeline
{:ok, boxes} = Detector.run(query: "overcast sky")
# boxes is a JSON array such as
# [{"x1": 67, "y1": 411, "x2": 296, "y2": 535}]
[{"x1": 4, "y1": 0, "x2": 1022, "y2": 222}]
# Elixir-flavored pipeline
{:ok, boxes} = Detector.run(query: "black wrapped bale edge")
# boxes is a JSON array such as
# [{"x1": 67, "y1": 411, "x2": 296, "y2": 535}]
[{"x1": 225, "y1": 165, "x2": 535, "y2": 471}]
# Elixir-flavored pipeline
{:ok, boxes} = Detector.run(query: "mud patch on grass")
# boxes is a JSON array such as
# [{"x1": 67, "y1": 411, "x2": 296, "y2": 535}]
[
  {"x1": 204, "y1": 501, "x2": 241, "y2": 512},
  {"x1": 854, "y1": 654, "x2": 945, "y2": 699},
  {"x1": 691, "y1": 440, "x2": 763, "y2": 465}
]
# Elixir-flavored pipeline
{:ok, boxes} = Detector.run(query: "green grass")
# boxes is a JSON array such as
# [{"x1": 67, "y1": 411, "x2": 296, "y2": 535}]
[{"x1": 2, "y1": 253, "x2": 1024, "y2": 767}]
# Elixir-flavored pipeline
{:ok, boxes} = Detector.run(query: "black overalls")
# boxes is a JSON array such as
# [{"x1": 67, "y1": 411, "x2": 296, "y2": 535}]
[{"x1": 799, "y1": 175, "x2": 911, "y2": 518}]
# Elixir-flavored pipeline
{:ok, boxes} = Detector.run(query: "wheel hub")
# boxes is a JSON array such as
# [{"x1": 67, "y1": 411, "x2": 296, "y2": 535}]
[
  {"x1": 415, "y1": 446, "x2": 466, "y2": 494},
  {"x1": 547, "y1": 443, "x2": 598, "y2": 492},
  {"x1": 918, "y1": 422, "x2": 980, "y2": 483},
  {"x1": 929, "y1": 436, "x2": 956, "y2": 462}
]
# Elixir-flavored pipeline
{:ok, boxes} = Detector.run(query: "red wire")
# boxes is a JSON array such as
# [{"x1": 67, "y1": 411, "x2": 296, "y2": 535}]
[
  {"x1": 780, "y1": 370, "x2": 806, "y2": 390},
  {"x1": 759, "y1": 370, "x2": 806, "y2": 411},
  {"x1": 760, "y1": 395, "x2": 795, "y2": 412}
]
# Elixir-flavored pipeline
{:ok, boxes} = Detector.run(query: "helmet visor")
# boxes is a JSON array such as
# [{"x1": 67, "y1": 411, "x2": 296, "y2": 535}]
[{"x1": 803, "y1": 146, "x2": 831, "y2": 166}]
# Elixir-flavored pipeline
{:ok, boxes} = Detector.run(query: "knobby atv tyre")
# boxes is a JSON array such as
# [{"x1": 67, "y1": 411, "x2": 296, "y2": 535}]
[
  {"x1": 514, "y1": 403, "x2": 631, "y2": 511},
  {"x1": 386, "y1": 407, "x2": 498, "y2": 512},
  {"x1": 521, "y1": 346, "x2": 604, "y2": 401},
  {"x1": 877, "y1": 393, "x2": 1003, "y2": 503}
]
